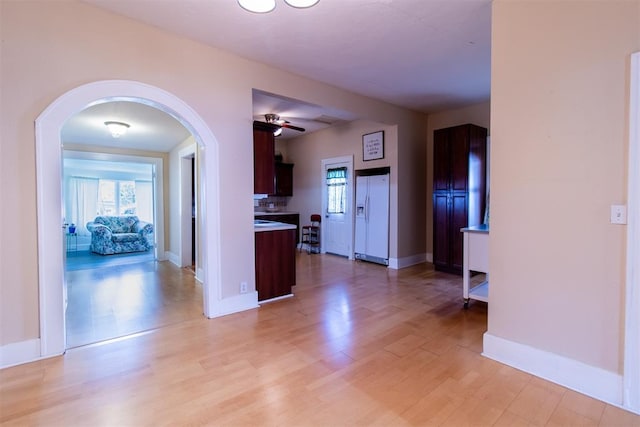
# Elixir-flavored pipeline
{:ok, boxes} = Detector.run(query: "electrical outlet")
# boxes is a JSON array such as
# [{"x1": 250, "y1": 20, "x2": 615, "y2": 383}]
[
  {"x1": 611, "y1": 205, "x2": 627, "y2": 225},
  {"x1": 240, "y1": 281, "x2": 248, "y2": 294}
]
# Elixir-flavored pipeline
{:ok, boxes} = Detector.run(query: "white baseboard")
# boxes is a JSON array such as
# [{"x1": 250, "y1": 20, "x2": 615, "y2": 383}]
[
  {"x1": 258, "y1": 293, "x2": 294, "y2": 304},
  {"x1": 206, "y1": 291, "x2": 259, "y2": 318},
  {"x1": 165, "y1": 251, "x2": 180, "y2": 266},
  {"x1": 388, "y1": 253, "x2": 428, "y2": 270},
  {"x1": 0, "y1": 339, "x2": 43, "y2": 369},
  {"x1": 166, "y1": 251, "x2": 203, "y2": 282},
  {"x1": 483, "y1": 333, "x2": 623, "y2": 407}
]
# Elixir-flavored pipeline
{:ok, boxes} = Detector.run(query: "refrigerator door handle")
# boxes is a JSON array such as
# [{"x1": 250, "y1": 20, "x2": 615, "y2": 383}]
[{"x1": 365, "y1": 195, "x2": 370, "y2": 222}]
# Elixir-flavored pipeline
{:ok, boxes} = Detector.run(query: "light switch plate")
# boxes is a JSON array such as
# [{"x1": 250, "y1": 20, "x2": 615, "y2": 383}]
[{"x1": 611, "y1": 205, "x2": 627, "y2": 224}]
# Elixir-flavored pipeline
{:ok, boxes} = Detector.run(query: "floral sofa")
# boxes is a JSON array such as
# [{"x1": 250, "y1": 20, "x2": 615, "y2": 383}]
[{"x1": 86, "y1": 215, "x2": 153, "y2": 255}]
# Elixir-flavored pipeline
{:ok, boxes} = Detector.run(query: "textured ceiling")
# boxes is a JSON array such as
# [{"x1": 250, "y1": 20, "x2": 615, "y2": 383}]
[
  {"x1": 84, "y1": 0, "x2": 492, "y2": 113},
  {"x1": 67, "y1": 0, "x2": 492, "y2": 150}
]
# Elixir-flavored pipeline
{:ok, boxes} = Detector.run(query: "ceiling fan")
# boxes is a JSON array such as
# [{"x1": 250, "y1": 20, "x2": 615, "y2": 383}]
[{"x1": 255, "y1": 113, "x2": 306, "y2": 136}]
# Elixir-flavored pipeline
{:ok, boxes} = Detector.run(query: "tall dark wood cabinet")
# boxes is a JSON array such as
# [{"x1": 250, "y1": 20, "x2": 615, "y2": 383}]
[{"x1": 433, "y1": 123, "x2": 487, "y2": 274}]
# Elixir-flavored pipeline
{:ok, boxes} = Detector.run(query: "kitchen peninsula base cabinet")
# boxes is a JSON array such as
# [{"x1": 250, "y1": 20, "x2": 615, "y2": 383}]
[
  {"x1": 255, "y1": 227, "x2": 296, "y2": 302},
  {"x1": 255, "y1": 213, "x2": 300, "y2": 243}
]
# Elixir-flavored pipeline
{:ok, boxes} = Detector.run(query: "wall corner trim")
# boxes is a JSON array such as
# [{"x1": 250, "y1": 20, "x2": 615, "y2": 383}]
[
  {"x1": 165, "y1": 251, "x2": 180, "y2": 267},
  {"x1": 206, "y1": 292, "x2": 259, "y2": 319},
  {"x1": 482, "y1": 333, "x2": 627, "y2": 411},
  {"x1": 388, "y1": 253, "x2": 428, "y2": 270},
  {"x1": 623, "y1": 50, "x2": 640, "y2": 414}
]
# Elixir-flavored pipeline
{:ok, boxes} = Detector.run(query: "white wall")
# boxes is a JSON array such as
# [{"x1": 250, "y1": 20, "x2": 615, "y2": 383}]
[{"x1": 486, "y1": 0, "x2": 639, "y2": 405}]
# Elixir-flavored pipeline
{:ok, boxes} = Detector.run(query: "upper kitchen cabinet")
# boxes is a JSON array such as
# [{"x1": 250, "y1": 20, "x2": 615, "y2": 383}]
[
  {"x1": 433, "y1": 123, "x2": 487, "y2": 275},
  {"x1": 253, "y1": 121, "x2": 295, "y2": 196},
  {"x1": 253, "y1": 122, "x2": 277, "y2": 195},
  {"x1": 274, "y1": 162, "x2": 294, "y2": 196}
]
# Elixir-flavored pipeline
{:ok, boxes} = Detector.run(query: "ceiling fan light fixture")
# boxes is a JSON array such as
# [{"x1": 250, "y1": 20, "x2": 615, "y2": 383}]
[
  {"x1": 265, "y1": 113, "x2": 284, "y2": 124},
  {"x1": 273, "y1": 127, "x2": 283, "y2": 137},
  {"x1": 104, "y1": 121, "x2": 130, "y2": 138},
  {"x1": 237, "y1": 0, "x2": 276, "y2": 13},
  {"x1": 284, "y1": 0, "x2": 319, "y2": 8}
]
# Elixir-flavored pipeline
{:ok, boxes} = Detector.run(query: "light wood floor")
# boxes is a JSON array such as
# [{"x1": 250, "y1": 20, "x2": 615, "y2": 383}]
[
  {"x1": 65, "y1": 259, "x2": 202, "y2": 348},
  {"x1": 2, "y1": 254, "x2": 639, "y2": 426}
]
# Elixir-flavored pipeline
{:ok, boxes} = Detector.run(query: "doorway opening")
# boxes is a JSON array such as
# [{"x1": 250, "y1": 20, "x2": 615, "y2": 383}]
[
  {"x1": 61, "y1": 151, "x2": 173, "y2": 348},
  {"x1": 35, "y1": 80, "x2": 222, "y2": 358},
  {"x1": 179, "y1": 144, "x2": 198, "y2": 277}
]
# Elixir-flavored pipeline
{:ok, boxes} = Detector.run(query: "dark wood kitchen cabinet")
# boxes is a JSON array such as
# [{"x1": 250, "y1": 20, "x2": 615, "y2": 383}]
[
  {"x1": 433, "y1": 123, "x2": 487, "y2": 275},
  {"x1": 274, "y1": 162, "x2": 294, "y2": 196},
  {"x1": 253, "y1": 122, "x2": 276, "y2": 195},
  {"x1": 254, "y1": 213, "x2": 299, "y2": 243},
  {"x1": 255, "y1": 228, "x2": 296, "y2": 301},
  {"x1": 253, "y1": 122, "x2": 295, "y2": 196}
]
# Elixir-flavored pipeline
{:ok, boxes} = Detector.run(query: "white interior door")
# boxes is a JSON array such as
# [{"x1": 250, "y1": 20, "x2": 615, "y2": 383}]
[{"x1": 322, "y1": 156, "x2": 353, "y2": 258}]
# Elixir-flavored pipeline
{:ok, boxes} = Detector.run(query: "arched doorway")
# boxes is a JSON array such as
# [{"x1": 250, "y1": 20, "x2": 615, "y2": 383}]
[{"x1": 35, "y1": 80, "x2": 222, "y2": 358}]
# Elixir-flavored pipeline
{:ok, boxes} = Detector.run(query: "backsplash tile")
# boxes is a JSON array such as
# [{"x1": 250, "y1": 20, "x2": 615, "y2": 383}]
[{"x1": 255, "y1": 196, "x2": 288, "y2": 212}]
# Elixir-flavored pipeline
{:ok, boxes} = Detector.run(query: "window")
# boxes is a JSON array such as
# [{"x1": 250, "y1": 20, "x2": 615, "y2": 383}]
[
  {"x1": 97, "y1": 180, "x2": 137, "y2": 215},
  {"x1": 119, "y1": 181, "x2": 136, "y2": 214},
  {"x1": 326, "y1": 167, "x2": 347, "y2": 214}
]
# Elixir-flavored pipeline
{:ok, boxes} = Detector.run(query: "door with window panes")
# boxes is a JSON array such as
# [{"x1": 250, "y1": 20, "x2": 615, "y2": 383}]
[{"x1": 323, "y1": 163, "x2": 350, "y2": 256}]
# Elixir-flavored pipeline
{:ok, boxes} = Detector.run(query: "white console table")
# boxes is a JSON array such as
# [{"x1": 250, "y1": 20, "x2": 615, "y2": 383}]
[{"x1": 461, "y1": 224, "x2": 489, "y2": 308}]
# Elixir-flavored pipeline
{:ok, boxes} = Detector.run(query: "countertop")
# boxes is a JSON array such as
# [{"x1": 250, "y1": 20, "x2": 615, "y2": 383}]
[
  {"x1": 254, "y1": 220, "x2": 297, "y2": 233},
  {"x1": 461, "y1": 224, "x2": 489, "y2": 233},
  {"x1": 254, "y1": 211, "x2": 299, "y2": 216}
]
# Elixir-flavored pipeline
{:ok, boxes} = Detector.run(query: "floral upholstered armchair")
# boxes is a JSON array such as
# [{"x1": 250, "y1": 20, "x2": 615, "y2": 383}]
[{"x1": 86, "y1": 215, "x2": 154, "y2": 255}]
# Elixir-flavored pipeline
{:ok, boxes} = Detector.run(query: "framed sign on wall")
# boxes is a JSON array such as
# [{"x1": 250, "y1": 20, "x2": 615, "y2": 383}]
[{"x1": 362, "y1": 131, "x2": 384, "y2": 161}]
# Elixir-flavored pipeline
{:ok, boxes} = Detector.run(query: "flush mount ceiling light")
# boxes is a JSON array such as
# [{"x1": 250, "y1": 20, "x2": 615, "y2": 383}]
[
  {"x1": 284, "y1": 0, "x2": 319, "y2": 8},
  {"x1": 237, "y1": 0, "x2": 276, "y2": 13},
  {"x1": 238, "y1": 0, "x2": 318, "y2": 13},
  {"x1": 104, "y1": 121, "x2": 130, "y2": 138}
]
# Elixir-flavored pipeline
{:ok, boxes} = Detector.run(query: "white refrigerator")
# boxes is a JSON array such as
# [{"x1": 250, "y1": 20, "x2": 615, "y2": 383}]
[{"x1": 354, "y1": 173, "x2": 390, "y2": 265}]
